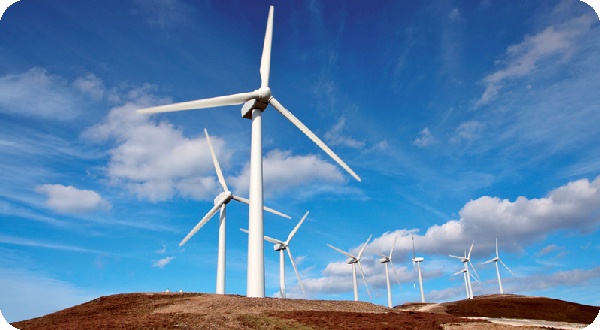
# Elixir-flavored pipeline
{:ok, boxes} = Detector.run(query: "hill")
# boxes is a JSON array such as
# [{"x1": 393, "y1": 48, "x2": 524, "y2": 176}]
[{"x1": 11, "y1": 292, "x2": 599, "y2": 330}]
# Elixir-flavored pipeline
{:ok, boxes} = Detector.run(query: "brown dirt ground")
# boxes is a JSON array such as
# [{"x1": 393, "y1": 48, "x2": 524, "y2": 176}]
[{"x1": 10, "y1": 292, "x2": 598, "y2": 330}]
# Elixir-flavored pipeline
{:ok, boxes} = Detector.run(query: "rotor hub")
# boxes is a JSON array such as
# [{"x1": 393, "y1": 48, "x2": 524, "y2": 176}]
[
  {"x1": 346, "y1": 258, "x2": 358, "y2": 264},
  {"x1": 214, "y1": 191, "x2": 233, "y2": 205},
  {"x1": 274, "y1": 243, "x2": 286, "y2": 251},
  {"x1": 241, "y1": 87, "x2": 271, "y2": 119}
]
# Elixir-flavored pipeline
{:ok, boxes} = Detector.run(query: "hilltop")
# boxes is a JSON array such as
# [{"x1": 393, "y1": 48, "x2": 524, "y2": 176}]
[{"x1": 11, "y1": 293, "x2": 599, "y2": 329}]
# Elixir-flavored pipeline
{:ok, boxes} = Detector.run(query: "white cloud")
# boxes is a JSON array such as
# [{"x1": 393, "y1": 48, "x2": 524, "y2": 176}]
[
  {"x1": 324, "y1": 117, "x2": 365, "y2": 149},
  {"x1": 83, "y1": 90, "x2": 225, "y2": 202},
  {"x1": 72, "y1": 73, "x2": 105, "y2": 101},
  {"x1": 153, "y1": 256, "x2": 174, "y2": 268},
  {"x1": 35, "y1": 184, "x2": 111, "y2": 214},
  {"x1": 230, "y1": 149, "x2": 345, "y2": 198},
  {"x1": 413, "y1": 127, "x2": 437, "y2": 147},
  {"x1": 0, "y1": 68, "x2": 81, "y2": 120},
  {"x1": 475, "y1": 15, "x2": 594, "y2": 108},
  {"x1": 450, "y1": 121, "x2": 483, "y2": 144}
]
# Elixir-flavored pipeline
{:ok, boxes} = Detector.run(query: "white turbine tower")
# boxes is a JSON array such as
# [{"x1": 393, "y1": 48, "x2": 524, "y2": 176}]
[
  {"x1": 449, "y1": 241, "x2": 481, "y2": 299},
  {"x1": 376, "y1": 237, "x2": 401, "y2": 308},
  {"x1": 241, "y1": 211, "x2": 309, "y2": 299},
  {"x1": 138, "y1": 6, "x2": 360, "y2": 298},
  {"x1": 482, "y1": 237, "x2": 514, "y2": 294},
  {"x1": 451, "y1": 268, "x2": 480, "y2": 300},
  {"x1": 412, "y1": 235, "x2": 426, "y2": 303},
  {"x1": 179, "y1": 128, "x2": 290, "y2": 294},
  {"x1": 327, "y1": 235, "x2": 372, "y2": 302}
]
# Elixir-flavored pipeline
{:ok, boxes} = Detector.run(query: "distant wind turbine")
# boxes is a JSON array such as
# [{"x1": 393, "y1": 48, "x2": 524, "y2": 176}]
[
  {"x1": 241, "y1": 211, "x2": 309, "y2": 299},
  {"x1": 179, "y1": 128, "x2": 290, "y2": 294},
  {"x1": 137, "y1": 6, "x2": 360, "y2": 298},
  {"x1": 376, "y1": 237, "x2": 401, "y2": 308},
  {"x1": 449, "y1": 241, "x2": 481, "y2": 299},
  {"x1": 328, "y1": 235, "x2": 372, "y2": 302},
  {"x1": 482, "y1": 238, "x2": 514, "y2": 294},
  {"x1": 412, "y1": 235, "x2": 426, "y2": 303}
]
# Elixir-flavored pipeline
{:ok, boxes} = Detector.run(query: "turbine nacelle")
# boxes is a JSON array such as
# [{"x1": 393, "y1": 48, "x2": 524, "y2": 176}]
[
  {"x1": 346, "y1": 257, "x2": 358, "y2": 264},
  {"x1": 214, "y1": 191, "x2": 233, "y2": 205},
  {"x1": 379, "y1": 257, "x2": 390, "y2": 263},
  {"x1": 413, "y1": 257, "x2": 424, "y2": 262},
  {"x1": 241, "y1": 87, "x2": 272, "y2": 119},
  {"x1": 273, "y1": 243, "x2": 287, "y2": 251}
]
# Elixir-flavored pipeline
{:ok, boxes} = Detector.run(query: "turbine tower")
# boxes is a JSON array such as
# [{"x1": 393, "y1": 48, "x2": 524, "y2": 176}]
[
  {"x1": 241, "y1": 211, "x2": 309, "y2": 299},
  {"x1": 412, "y1": 235, "x2": 426, "y2": 303},
  {"x1": 179, "y1": 128, "x2": 290, "y2": 294},
  {"x1": 328, "y1": 235, "x2": 372, "y2": 302},
  {"x1": 451, "y1": 268, "x2": 480, "y2": 299},
  {"x1": 482, "y1": 237, "x2": 514, "y2": 294},
  {"x1": 449, "y1": 241, "x2": 480, "y2": 299},
  {"x1": 376, "y1": 237, "x2": 401, "y2": 308},
  {"x1": 137, "y1": 6, "x2": 360, "y2": 298}
]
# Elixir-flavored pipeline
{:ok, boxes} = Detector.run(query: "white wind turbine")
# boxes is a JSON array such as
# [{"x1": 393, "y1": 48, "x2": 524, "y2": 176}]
[
  {"x1": 412, "y1": 235, "x2": 426, "y2": 303},
  {"x1": 241, "y1": 211, "x2": 309, "y2": 299},
  {"x1": 138, "y1": 6, "x2": 360, "y2": 298},
  {"x1": 375, "y1": 237, "x2": 401, "y2": 308},
  {"x1": 451, "y1": 268, "x2": 480, "y2": 300},
  {"x1": 179, "y1": 128, "x2": 290, "y2": 294},
  {"x1": 449, "y1": 241, "x2": 481, "y2": 299},
  {"x1": 328, "y1": 235, "x2": 372, "y2": 302},
  {"x1": 482, "y1": 237, "x2": 514, "y2": 294}
]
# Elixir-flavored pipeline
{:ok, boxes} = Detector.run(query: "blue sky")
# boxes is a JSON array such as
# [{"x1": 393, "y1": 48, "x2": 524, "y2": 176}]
[{"x1": 1, "y1": 0, "x2": 599, "y2": 323}]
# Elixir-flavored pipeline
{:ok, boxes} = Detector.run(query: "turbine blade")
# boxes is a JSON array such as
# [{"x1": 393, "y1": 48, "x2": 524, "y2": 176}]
[
  {"x1": 449, "y1": 255, "x2": 464, "y2": 259},
  {"x1": 482, "y1": 258, "x2": 495, "y2": 264},
  {"x1": 499, "y1": 259, "x2": 515, "y2": 276},
  {"x1": 137, "y1": 91, "x2": 259, "y2": 114},
  {"x1": 327, "y1": 244, "x2": 355, "y2": 259},
  {"x1": 240, "y1": 228, "x2": 249, "y2": 234},
  {"x1": 179, "y1": 202, "x2": 223, "y2": 246},
  {"x1": 412, "y1": 260, "x2": 416, "y2": 288},
  {"x1": 375, "y1": 253, "x2": 387, "y2": 259},
  {"x1": 469, "y1": 272, "x2": 481, "y2": 283},
  {"x1": 389, "y1": 237, "x2": 397, "y2": 259},
  {"x1": 263, "y1": 235, "x2": 283, "y2": 245},
  {"x1": 389, "y1": 260, "x2": 402, "y2": 288},
  {"x1": 232, "y1": 195, "x2": 291, "y2": 219},
  {"x1": 286, "y1": 248, "x2": 306, "y2": 298},
  {"x1": 286, "y1": 211, "x2": 309, "y2": 244},
  {"x1": 357, "y1": 235, "x2": 372, "y2": 259},
  {"x1": 469, "y1": 261, "x2": 481, "y2": 282},
  {"x1": 204, "y1": 128, "x2": 228, "y2": 192},
  {"x1": 260, "y1": 6, "x2": 274, "y2": 88},
  {"x1": 468, "y1": 241, "x2": 474, "y2": 259},
  {"x1": 357, "y1": 261, "x2": 371, "y2": 299},
  {"x1": 496, "y1": 237, "x2": 499, "y2": 258},
  {"x1": 412, "y1": 235, "x2": 416, "y2": 260},
  {"x1": 452, "y1": 270, "x2": 465, "y2": 276},
  {"x1": 269, "y1": 96, "x2": 361, "y2": 182}
]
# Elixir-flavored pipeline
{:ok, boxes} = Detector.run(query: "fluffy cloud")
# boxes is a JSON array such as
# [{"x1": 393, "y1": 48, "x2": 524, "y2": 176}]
[
  {"x1": 229, "y1": 149, "x2": 345, "y2": 198},
  {"x1": 83, "y1": 90, "x2": 225, "y2": 202},
  {"x1": 303, "y1": 176, "x2": 600, "y2": 296},
  {"x1": 0, "y1": 68, "x2": 82, "y2": 120},
  {"x1": 35, "y1": 184, "x2": 111, "y2": 214},
  {"x1": 324, "y1": 117, "x2": 365, "y2": 149},
  {"x1": 413, "y1": 127, "x2": 437, "y2": 147},
  {"x1": 475, "y1": 14, "x2": 594, "y2": 108},
  {"x1": 152, "y1": 256, "x2": 175, "y2": 268}
]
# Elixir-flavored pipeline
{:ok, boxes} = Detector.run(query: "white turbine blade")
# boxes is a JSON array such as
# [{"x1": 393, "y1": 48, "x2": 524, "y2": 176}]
[
  {"x1": 269, "y1": 96, "x2": 361, "y2": 182},
  {"x1": 496, "y1": 237, "x2": 499, "y2": 258},
  {"x1": 469, "y1": 261, "x2": 481, "y2": 282},
  {"x1": 263, "y1": 235, "x2": 283, "y2": 245},
  {"x1": 482, "y1": 258, "x2": 495, "y2": 264},
  {"x1": 452, "y1": 269, "x2": 465, "y2": 276},
  {"x1": 260, "y1": 6, "x2": 274, "y2": 88},
  {"x1": 449, "y1": 255, "x2": 464, "y2": 260},
  {"x1": 412, "y1": 260, "x2": 416, "y2": 288},
  {"x1": 389, "y1": 237, "x2": 397, "y2": 259},
  {"x1": 286, "y1": 211, "x2": 309, "y2": 244},
  {"x1": 469, "y1": 272, "x2": 481, "y2": 283},
  {"x1": 389, "y1": 260, "x2": 402, "y2": 287},
  {"x1": 375, "y1": 253, "x2": 387, "y2": 259},
  {"x1": 357, "y1": 235, "x2": 372, "y2": 259},
  {"x1": 499, "y1": 259, "x2": 515, "y2": 276},
  {"x1": 204, "y1": 128, "x2": 228, "y2": 192},
  {"x1": 286, "y1": 247, "x2": 306, "y2": 298},
  {"x1": 240, "y1": 228, "x2": 249, "y2": 234},
  {"x1": 468, "y1": 241, "x2": 474, "y2": 260},
  {"x1": 179, "y1": 202, "x2": 223, "y2": 246},
  {"x1": 357, "y1": 261, "x2": 371, "y2": 299},
  {"x1": 232, "y1": 195, "x2": 291, "y2": 219},
  {"x1": 137, "y1": 91, "x2": 260, "y2": 114},
  {"x1": 327, "y1": 244, "x2": 355, "y2": 259}
]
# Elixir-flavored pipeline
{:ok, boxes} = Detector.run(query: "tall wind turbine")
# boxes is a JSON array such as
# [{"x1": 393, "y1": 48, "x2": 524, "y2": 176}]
[
  {"x1": 137, "y1": 6, "x2": 360, "y2": 298},
  {"x1": 241, "y1": 211, "x2": 309, "y2": 299},
  {"x1": 328, "y1": 235, "x2": 372, "y2": 302},
  {"x1": 452, "y1": 268, "x2": 480, "y2": 300},
  {"x1": 449, "y1": 241, "x2": 480, "y2": 299},
  {"x1": 482, "y1": 237, "x2": 514, "y2": 294},
  {"x1": 179, "y1": 128, "x2": 290, "y2": 294},
  {"x1": 412, "y1": 236, "x2": 426, "y2": 303},
  {"x1": 376, "y1": 237, "x2": 401, "y2": 308}
]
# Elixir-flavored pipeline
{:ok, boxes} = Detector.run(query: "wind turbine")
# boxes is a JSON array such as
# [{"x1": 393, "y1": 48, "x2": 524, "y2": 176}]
[
  {"x1": 376, "y1": 237, "x2": 401, "y2": 308},
  {"x1": 179, "y1": 128, "x2": 290, "y2": 294},
  {"x1": 412, "y1": 235, "x2": 426, "y2": 303},
  {"x1": 241, "y1": 211, "x2": 309, "y2": 299},
  {"x1": 482, "y1": 237, "x2": 514, "y2": 294},
  {"x1": 449, "y1": 241, "x2": 480, "y2": 299},
  {"x1": 452, "y1": 268, "x2": 480, "y2": 300},
  {"x1": 137, "y1": 6, "x2": 360, "y2": 298},
  {"x1": 327, "y1": 235, "x2": 372, "y2": 302}
]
